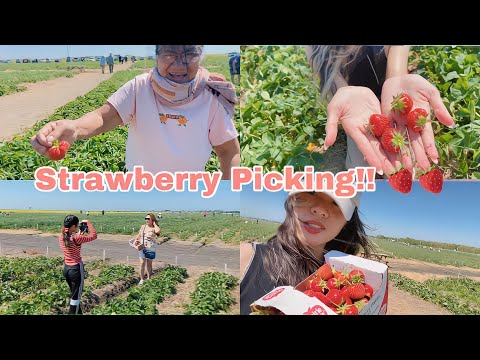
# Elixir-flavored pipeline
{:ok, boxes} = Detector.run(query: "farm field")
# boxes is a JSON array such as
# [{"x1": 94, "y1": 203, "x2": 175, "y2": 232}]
[
  {"x1": 0, "y1": 53, "x2": 238, "y2": 178},
  {"x1": 0, "y1": 256, "x2": 239, "y2": 315}
]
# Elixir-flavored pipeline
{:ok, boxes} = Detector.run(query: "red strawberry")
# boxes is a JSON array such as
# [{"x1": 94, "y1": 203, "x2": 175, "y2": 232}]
[
  {"x1": 369, "y1": 113, "x2": 389, "y2": 137},
  {"x1": 47, "y1": 140, "x2": 70, "y2": 161},
  {"x1": 419, "y1": 167, "x2": 444, "y2": 194},
  {"x1": 326, "y1": 277, "x2": 342, "y2": 291},
  {"x1": 391, "y1": 92, "x2": 413, "y2": 115},
  {"x1": 388, "y1": 168, "x2": 413, "y2": 194},
  {"x1": 326, "y1": 289, "x2": 345, "y2": 307},
  {"x1": 343, "y1": 284, "x2": 366, "y2": 300},
  {"x1": 363, "y1": 283, "x2": 374, "y2": 298},
  {"x1": 310, "y1": 278, "x2": 328, "y2": 293},
  {"x1": 348, "y1": 269, "x2": 365, "y2": 284},
  {"x1": 315, "y1": 264, "x2": 334, "y2": 280},
  {"x1": 407, "y1": 108, "x2": 428, "y2": 132},
  {"x1": 312, "y1": 291, "x2": 330, "y2": 306},
  {"x1": 381, "y1": 128, "x2": 406, "y2": 153}
]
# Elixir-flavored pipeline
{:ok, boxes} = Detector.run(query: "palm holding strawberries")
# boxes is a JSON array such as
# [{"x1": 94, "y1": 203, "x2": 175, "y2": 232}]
[{"x1": 381, "y1": 74, "x2": 455, "y2": 171}]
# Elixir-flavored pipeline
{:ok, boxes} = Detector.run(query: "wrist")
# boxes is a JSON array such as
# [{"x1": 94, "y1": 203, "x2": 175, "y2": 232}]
[{"x1": 386, "y1": 46, "x2": 410, "y2": 79}]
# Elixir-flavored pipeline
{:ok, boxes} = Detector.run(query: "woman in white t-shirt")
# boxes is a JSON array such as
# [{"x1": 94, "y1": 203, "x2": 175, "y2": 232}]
[
  {"x1": 133, "y1": 213, "x2": 160, "y2": 284},
  {"x1": 30, "y1": 45, "x2": 240, "y2": 178}
]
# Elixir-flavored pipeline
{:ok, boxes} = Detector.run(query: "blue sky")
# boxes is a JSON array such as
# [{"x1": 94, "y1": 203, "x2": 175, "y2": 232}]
[
  {"x1": 0, "y1": 45, "x2": 240, "y2": 60},
  {"x1": 241, "y1": 180, "x2": 480, "y2": 248},
  {"x1": 0, "y1": 181, "x2": 239, "y2": 212}
]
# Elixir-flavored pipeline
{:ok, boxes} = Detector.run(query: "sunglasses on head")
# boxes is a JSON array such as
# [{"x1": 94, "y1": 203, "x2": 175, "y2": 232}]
[{"x1": 145, "y1": 217, "x2": 151, "y2": 220}]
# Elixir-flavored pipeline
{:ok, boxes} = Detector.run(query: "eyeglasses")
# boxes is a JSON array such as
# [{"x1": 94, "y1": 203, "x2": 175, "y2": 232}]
[
  {"x1": 145, "y1": 218, "x2": 151, "y2": 220},
  {"x1": 158, "y1": 53, "x2": 201, "y2": 65}
]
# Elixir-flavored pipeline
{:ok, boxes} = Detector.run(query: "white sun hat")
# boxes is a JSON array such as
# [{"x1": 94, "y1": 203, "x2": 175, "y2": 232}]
[{"x1": 288, "y1": 188, "x2": 361, "y2": 221}]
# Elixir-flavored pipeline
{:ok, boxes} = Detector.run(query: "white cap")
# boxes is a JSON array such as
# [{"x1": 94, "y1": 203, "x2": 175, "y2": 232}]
[{"x1": 288, "y1": 189, "x2": 360, "y2": 221}]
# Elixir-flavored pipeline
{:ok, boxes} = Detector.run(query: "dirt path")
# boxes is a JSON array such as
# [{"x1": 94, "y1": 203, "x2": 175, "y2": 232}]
[
  {"x1": 0, "y1": 63, "x2": 132, "y2": 141},
  {"x1": 0, "y1": 230, "x2": 239, "y2": 277}
]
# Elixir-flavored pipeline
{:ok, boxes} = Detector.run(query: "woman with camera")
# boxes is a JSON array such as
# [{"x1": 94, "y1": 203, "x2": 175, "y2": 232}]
[
  {"x1": 133, "y1": 213, "x2": 160, "y2": 285},
  {"x1": 59, "y1": 215, "x2": 98, "y2": 315}
]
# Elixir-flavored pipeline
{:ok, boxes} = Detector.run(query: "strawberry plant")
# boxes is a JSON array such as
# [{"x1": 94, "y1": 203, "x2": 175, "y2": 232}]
[
  {"x1": 184, "y1": 272, "x2": 238, "y2": 315},
  {"x1": 410, "y1": 46, "x2": 480, "y2": 179},
  {"x1": 241, "y1": 45, "x2": 327, "y2": 171}
]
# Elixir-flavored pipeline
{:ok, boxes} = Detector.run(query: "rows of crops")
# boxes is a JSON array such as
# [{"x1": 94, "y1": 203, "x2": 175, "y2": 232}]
[
  {"x1": 389, "y1": 273, "x2": 479, "y2": 315},
  {"x1": 0, "y1": 211, "x2": 247, "y2": 244},
  {"x1": 0, "y1": 256, "x2": 239, "y2": 315}
]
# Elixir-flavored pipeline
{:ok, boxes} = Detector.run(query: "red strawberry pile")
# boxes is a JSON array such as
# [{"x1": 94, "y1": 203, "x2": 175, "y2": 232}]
[
  {"x1": 368, "y1": 92, "x2": 444, "y2": 195},
  {"x1": 302, "y1": 264, "x2": 373, "y2": 315}
]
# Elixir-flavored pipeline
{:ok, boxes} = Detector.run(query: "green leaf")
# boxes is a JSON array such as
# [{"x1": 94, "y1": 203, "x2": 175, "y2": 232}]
[{"x1": 260, "y1": 91, "x2": 271, "y2": 100}]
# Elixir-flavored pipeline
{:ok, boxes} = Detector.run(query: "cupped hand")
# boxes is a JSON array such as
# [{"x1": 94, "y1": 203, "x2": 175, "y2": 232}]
[
  {"x1": 30, "y1": 120, "x2": 77, "y2": 157},
  {"x1": 381, "y1": 74, "x2": 455, "y2": 172},
  {"x1": 325, "y1": 86, "x2": 396, "y2": 175}
]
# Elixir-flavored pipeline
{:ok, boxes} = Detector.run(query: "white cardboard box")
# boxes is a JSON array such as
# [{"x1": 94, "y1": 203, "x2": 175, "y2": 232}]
[{"x1": 250, "y1": 250, "x2": 389, "y2": 315}]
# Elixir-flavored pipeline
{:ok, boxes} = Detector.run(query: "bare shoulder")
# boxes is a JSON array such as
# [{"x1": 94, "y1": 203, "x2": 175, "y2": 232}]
[{"x1": 240, "y1": 242, "x2": 254, "y2": 280}]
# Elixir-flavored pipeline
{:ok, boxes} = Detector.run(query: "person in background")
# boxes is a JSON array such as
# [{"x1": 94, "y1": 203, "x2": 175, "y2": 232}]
[
  {"x1": 229, "y1": 53, "x2": 240, "y2": 85},
  {"x1": 106, "y1": 53, "x2": 114, "y2": 73},
  {"x1": 59, "y1": 215, "x2": 98, "y2": 314},
  {"x1": 100, "y1": 55, "x2": 106, "y2": 74},
  {"x1": 133, "y1": 213, "x2": 160, "y2": 284}
]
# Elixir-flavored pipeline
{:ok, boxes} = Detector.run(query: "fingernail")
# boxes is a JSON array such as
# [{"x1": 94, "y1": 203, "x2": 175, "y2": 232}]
[
  {"x1": 447, "y1": 123, "x2": 455, "y2": 129},
  {"x1": 323, "y1": 145, "x2": 329, "y2": 151},
  {"x1": 47, "y1": 136, "x2": 54, "y2": 143},
  {"x1": 377, "y1": 169, "x2": 383, "y2": 176},
  {"x1": 432, "y1": 158, "x2": 438, "y2": 164}
]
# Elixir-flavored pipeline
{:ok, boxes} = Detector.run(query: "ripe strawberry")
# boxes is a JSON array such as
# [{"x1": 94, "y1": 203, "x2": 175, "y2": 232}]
[
  {"x1": 419, "y1": 167, "x2": 444, "y2": 194},
  {"x1": 315, "y1": 264, "x2": 334, "y2": 280},
  {"x1": 406, "y1": 108, "x2": 428, "y2": 132},
  {"x1": 343, "y1": 284, "x2": 366, "y2": 300},
  {"x1": 348, "y1": 269, "x2": 365, "y2": 284},
  {"x1": 310, "y1": 278, "x2": 328, "y2": 293},
  {"x1": 369, "y1": 113, "x2": 389, "y2": 137},
  {"x1": 312, "y1": 291, "x2": 330, "y2": 305},
  {"x1": 47, "y1": 140, "x2": 70, "y2": 161},
  {"x1": 363, "y1": 283, "x2": 374, "y2": 299},
  {"x1": 391, "y1": 93, "x2": 413, "y2": 115},
  {"x1": 326, "y1": 277, "x2": 342, "y2": 291},
  {"x1": 381, "y1": 128, "x2": 406, "y2": 153},
  {"x1": 388, "y1": 168, "x2": 413, "y2": 194},
  {"x1": 326, "y1": 289, "x2": 345, "y2": 306}
]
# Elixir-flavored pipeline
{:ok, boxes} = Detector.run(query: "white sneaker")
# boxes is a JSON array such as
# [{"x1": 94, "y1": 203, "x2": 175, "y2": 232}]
[{"x1": 139, "y1": 279, "x2": 144, "y2": 285}]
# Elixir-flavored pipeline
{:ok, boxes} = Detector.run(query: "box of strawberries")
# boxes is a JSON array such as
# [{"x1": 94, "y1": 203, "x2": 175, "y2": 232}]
[{"x1": 250, "y1": 250, "x2": 388, "y2": 315}]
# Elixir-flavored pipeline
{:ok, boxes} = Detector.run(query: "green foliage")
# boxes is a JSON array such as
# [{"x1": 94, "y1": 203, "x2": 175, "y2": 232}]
[
  {"x1": 0, "y1": 211, "x2": 243, "y2": 243},
  {"x1": 411, "y1": 46, "x2": 480, "y2": 179},
  {"x1": 240, "y1": 45, "x2": 327, "y2": 171},
  {"x1": 372, "y1": 236, "x2": 480, "y2": 269},
  {"x1": 0, "y1": 71, "x2": 74, "y2": 96},
  {"x1": 389, "y1": 273, "x2": 480, "y2": 315},
  {"x1": 91, "y1": 265, "x2": 187, "y2": 315},
  {"x1": 0, "y1": 70, "x2": 142, "y2": 179},
  {"x1": 184, "y1": 272, "x2": 238, "y2": 315}
]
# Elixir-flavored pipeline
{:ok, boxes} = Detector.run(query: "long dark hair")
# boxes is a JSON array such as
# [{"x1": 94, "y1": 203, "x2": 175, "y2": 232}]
[
  {"x1": 262, "y1": 194, "x2": 375, "y2": 287},
  {"x1": 63, "y1": 215, "x2": 79, "y2": 248}
]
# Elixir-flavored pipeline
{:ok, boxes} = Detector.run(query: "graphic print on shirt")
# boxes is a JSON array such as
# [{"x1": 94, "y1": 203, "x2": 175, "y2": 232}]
[{"x1": 158, "y1": 113, "x2": 188, "y2": 127}]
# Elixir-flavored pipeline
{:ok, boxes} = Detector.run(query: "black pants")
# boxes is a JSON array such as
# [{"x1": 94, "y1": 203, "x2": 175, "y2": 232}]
[{"x1": 63, "y1": 262, "x2": 84, "y2": 315}]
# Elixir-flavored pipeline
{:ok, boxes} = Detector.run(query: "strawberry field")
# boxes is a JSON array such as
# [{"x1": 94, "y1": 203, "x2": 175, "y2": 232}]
[
  {"x1": 389, "y1": 273, "x2": 480, "y2": 315},
  {"x1": 240, "y1": 45, "x2": 480, "y2": 178},
  {"x1": 0, "y1": 53, "x2": 239, "y2": 179},
  {"x1": 0, "y1": 211, "x2": 244, "y2": 244},
  {"x1": 0, "y1": 255, "x2": 238, "y2": 315}
]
